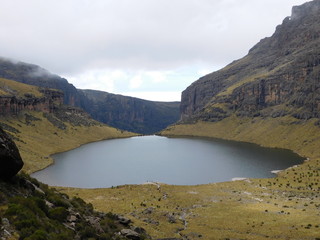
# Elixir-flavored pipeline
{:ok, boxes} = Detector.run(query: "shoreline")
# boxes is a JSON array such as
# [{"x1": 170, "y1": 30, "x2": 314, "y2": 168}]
[
  {"x1": 29, "y1": 134, "x2": 139, "y2": 175},
  {"x1": 33, "y1": 135, "x2": 306, "y2": 190}
]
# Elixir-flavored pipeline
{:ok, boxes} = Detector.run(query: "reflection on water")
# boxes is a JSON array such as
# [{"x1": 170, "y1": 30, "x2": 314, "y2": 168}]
[{"x1": 32, "y1": 136, "x2": 304, "y2": 188}]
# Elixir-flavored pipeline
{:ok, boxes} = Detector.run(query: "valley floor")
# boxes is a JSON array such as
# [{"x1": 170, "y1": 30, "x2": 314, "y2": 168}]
[{"x1": 59, "y1": 116, "x2": 320, "y2": 239}]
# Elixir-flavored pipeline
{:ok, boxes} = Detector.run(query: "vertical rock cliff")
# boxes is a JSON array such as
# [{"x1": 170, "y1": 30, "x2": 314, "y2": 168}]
[
  {"x1": 0, "y1": 78, "x2": 64, "y2": 116},
  {"x1": 81, "y1": 89, "x2": 180, "y2": 134},
  {"x1": 180, "y1": 0, "x2": 320, "y2": 122}
]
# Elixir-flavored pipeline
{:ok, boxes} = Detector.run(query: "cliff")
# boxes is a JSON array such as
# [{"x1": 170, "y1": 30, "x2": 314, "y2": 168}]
[
  {"x1": 81, "y1": 89, "x2": 180, "y2": 134},
  {"x1": 0, "y1": 78, "x2": 63, "y2": 116},
  {"x1": 180, "y1": 0, "x2": 320, "y2": 123}
]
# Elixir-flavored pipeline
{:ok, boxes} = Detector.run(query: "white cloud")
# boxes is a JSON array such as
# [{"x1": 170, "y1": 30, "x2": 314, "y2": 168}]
[
  {"x1": 146, "y1": 71, "x2": 169, "y2": 83},
  {"x1": 198, "y1": 69, "x2": 213, "y2": 77},
  {"x1": 129, "y1": 74, "x2": 143, "y2": 89},
  {"x1": 66, "y1": 69, "x2": 128, "y2": 92},
  {"x1": 121, "y1": 91, "x2": 181, "y2": 102},
  {"x1": 0, "y1": 0, "x2": 309, "y2": 101}
]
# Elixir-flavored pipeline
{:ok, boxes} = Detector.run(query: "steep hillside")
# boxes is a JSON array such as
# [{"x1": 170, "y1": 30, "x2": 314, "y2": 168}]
[
  {"x1": 180, "y1": 0, "x2": 320, "y2": 123},
  {"x1": 81, "y1": 89, "x2": 180, "y2": 134},
  {"x1": 0, "y1": 58, "x2": 81, "y2": 107},
  {"x1": 0, "y1": 174, "x2": 153, "y2": 240},
  {"x1": 0, "y1": 58, "x2": 180, "y2": 134},
  {"x1": 0, "y1": 78, "x2": 136, "y2": 173}
]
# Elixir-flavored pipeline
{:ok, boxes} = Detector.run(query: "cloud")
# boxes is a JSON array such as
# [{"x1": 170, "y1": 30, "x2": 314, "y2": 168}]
[
  {"x1": 120, "y1": 91, "x2": 181, "y2": 102},
  {"x1": 0, "y1": 0, "x2": 309, "y2": 101},
  {"x1": 67, "y1": 69, "x2": 128, "y2": 92},
  {"x1": 146, "y1": 71, "x2": 169, "y2": 83},
  {"x1": 129, "y1": 75, "x2": 143, "y2": 89},
  {"x1": 0, "y1": 0, "x2": 307, "y2": 73}
]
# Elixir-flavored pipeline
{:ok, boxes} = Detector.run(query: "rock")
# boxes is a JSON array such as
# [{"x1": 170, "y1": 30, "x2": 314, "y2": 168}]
[
  {"x1": 68, "y1": 214, "x2": 78, "y2": 223},
  {"x1": 142, "y1": 207, "x2": 155, "y2": 215},
  {"x1": 116, "y1": 215, "x2": 132, "y2": 226},
  {"x1": 0, "y1": 127, "x2": 23, "y2": 180},
  {"x1": 120, "y1": 229, "x2": 141, "y2": 240},
  {"x1": 45, "y1": 200, "x2": 54, "y2": 208},
  {"x1": 1, "y1": 218, "x2": 14, "y2": 239},
  {"x1": 131, "y1": 226, "x2": 147, "y2": 234},
  {"x1": 156, "y1": 239, "x2": 181, "y2": 240},
  {"x1": 80, "y1": 89, "x2": 180, "y2": 134},
  {"x1": 167, "y1": 213, "x2": 177, "y2": 224},
  {"x1": 142, "y1": 218, "x2": 159, "y2": 225},
  {"x1": 0, "y1": 90, "x2": 63, "y2": 116},
  {"x1": 85, "y1": 216, "x2": 104, "y2": 233}
]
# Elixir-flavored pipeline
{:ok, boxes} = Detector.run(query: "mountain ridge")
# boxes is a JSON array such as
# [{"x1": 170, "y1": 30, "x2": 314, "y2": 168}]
[
  {"x1": 180, "y1": 0, "x2": 320, "y2": 123},
  {"x1": 81, "y1": 89, "x2": 180, "y2": 134},
  {"x1": 0, "y1": 57, "x2": 180, "y2": 134}
]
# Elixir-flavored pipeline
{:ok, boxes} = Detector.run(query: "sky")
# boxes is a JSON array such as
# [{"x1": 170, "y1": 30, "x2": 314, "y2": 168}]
[{"x1": 0, "y1": 0, "x2": 309, "y2": 101}]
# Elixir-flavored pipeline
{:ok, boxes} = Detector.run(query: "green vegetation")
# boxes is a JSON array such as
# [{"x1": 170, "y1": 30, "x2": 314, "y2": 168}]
[{"x1": 0, "y1": 174, "x2": 139, "y2": 240}]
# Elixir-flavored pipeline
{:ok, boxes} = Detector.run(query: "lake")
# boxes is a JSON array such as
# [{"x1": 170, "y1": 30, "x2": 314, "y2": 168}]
[{"x1": 31, "y1": 135, "x2": 304, "y2": 188}]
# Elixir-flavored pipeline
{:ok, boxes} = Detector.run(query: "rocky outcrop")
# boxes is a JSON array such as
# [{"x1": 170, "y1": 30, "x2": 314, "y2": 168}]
[
  {"x1": 0, "y1": 174, "x2": 153, "y2": 240},
  {"x1": 81, "y1": 89, "x2": 180, "y2": 134},
  {"x1": 0, "y1": 89, "x2": 63, "y2": 116},
  {"x1": 180, "y1": 0, "x2": 320, "y2": 122},
  {"x1": 0, "y1": 127, "x2": 23, "y2": 180}
]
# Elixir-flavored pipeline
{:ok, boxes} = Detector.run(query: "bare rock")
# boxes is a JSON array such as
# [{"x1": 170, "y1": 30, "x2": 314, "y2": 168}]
[
  {"x1": 142, "y1": 207, "x2": 155, "y2": 215},
  {"x1": 116, "y1": 215, "x2": 132, "y2": 226},
  {"x1": 0, "y1": 127, "x2": 23, "y2": 180},
  {"x1": 120, "y1": 229, "x2": 140, "y2": 240}
]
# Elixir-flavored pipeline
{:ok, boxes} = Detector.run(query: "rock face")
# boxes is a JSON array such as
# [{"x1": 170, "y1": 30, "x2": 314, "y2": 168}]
[
  {"x1": 180, "y1": 0, "x2": 320, "y2": 122},
  {"x1": 0, "y1": 127, "x2": 23, "y2": 180},
  {"x1": 81, "y1": 89, "x2": 180, "y2": 134},
  {"x1": 0, "y1": 89, "x2": 63, "y2": 116}
]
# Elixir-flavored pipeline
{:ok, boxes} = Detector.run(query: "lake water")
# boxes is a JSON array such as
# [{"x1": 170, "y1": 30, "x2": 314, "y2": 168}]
[{"x1": 31, "y1": 135, "x2": 304, "y2": 188}]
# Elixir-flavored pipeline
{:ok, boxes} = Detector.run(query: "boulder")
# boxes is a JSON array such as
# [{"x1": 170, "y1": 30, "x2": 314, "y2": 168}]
[
  {"x1": 120, "y1": 229, "x2": 140, "y2": 240},
  {"x1": 156, "y1": 239, "x2": 181, "y2": 240},
  {"x1": 116, "y1": 215, "x2": 132, "y2": 226},
  {"x1": 0, "y1": 128, "x2": 24, "y2": 180}
]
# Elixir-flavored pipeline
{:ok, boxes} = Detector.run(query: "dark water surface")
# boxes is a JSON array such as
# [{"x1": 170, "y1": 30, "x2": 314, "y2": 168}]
[{"x1": 32, "y1": 136, "x2": 304, "y2": 188}]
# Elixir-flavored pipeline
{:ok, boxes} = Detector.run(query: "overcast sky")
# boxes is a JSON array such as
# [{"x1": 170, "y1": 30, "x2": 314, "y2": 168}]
[{"x1": 0, "y1": 0, "x2": 308, "y2": 101}]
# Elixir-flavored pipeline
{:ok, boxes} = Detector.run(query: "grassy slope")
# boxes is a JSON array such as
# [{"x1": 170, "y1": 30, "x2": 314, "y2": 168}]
[
  {"x1": 0, "y1": 112, "x2": 136, "y2": 174},
  {"x1": 60, "y1": 116, "x2": 320, "y2": 240},
  {"x1": 0, "y1": 77, "x2": 136, "y2": 173},
  {"x1": 0, "y1": 77, "x2": 43, "y2": 97}
]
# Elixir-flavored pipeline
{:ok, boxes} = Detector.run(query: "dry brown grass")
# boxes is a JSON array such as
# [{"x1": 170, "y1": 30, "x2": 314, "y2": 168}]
[
  {"x1": 0, "y1": 111, "x2": 136, "y2": 173},
  {"x1": 59, "y1": 116, "x2": 320, "y2": 239}
]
